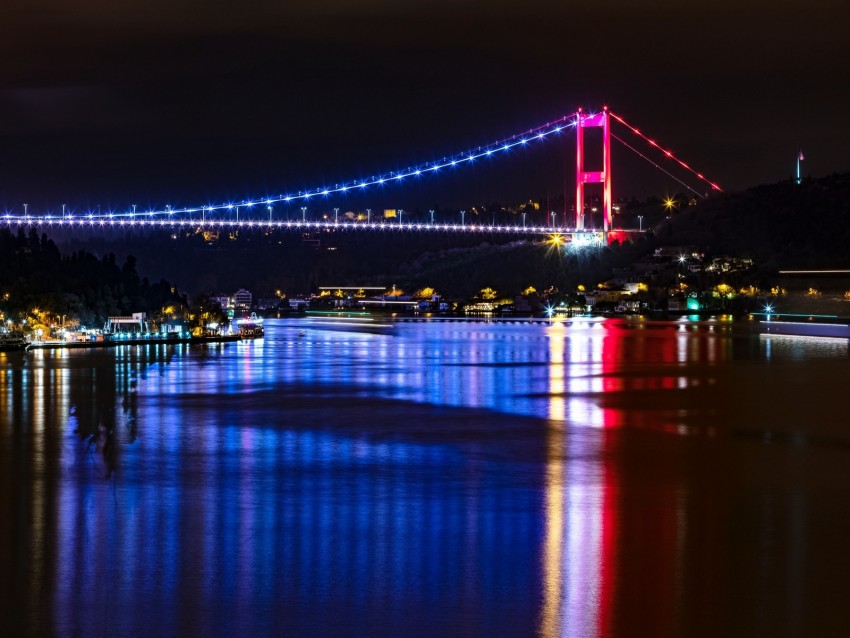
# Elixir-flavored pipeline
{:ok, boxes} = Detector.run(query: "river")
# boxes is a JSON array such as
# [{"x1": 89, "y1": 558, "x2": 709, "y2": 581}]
[{"x1": 2, "y1": 317, "x2": 849, "y2": 636}]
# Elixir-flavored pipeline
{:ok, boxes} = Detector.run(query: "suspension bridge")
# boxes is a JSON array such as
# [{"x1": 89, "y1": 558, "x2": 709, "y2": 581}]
[{"x1": 2, "y1": 107, "x2": 721, "y2": 244}]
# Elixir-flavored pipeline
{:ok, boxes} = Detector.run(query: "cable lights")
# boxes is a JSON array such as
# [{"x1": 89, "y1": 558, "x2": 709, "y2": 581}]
[
  {"x1": 609, "y1": 112, "x2": 723, "y2": 192},
  {"x1": 4, "y1": 115, "x2": 575, "y2": 223},
  {"x1": 4, "y1": 108, "x2": 722, "y2": 223}
]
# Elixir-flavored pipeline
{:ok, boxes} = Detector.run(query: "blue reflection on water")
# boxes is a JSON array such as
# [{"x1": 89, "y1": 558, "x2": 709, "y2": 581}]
[{"x1": 4, "y1": 317, "x2": 845, "y2": 636}]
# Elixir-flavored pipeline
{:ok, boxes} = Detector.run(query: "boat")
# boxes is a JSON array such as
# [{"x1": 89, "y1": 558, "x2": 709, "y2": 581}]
[
  {"x1": 0, "y1": 331, "x2": 29, "y2": 352},
  {"x1": 758, "y1": 318, "x2": 850, "y2": 339},
  {"x1": 302, "y1": 311, "x2": 396, "y2": 336},
  {"x1": 236, "y1": 313, "x2": 265, "y2": 338}
]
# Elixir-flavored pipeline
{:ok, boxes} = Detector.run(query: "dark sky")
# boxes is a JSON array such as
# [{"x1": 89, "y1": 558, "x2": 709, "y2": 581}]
[{"x1": 1, "y1": 1, "x2": 848, "y2": 214}]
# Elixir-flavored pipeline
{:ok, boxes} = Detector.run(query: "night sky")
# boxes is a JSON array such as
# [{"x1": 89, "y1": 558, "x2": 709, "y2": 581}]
[{"x1": 1, "y1": 1, "x2": 848, "y2": 213}]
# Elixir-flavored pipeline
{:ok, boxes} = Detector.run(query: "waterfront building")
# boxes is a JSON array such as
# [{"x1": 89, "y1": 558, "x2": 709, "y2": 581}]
[{"x1": 232, "y1": 289, "x2": 252, "y2": 310}]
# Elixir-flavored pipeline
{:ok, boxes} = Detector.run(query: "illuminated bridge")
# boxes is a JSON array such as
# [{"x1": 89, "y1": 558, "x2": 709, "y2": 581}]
[{"x1": 2, "y1": 108, "x2": 721, "y2": 244}]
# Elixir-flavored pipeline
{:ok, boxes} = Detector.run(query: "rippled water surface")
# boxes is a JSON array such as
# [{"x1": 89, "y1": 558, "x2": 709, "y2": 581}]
[{"x1": 2, "y1": 317, "x2": 850, "y2": 636}]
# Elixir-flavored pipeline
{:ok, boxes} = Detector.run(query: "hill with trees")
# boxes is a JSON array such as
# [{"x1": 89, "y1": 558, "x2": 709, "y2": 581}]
[
  {"x1": 24, "y1": 171, "x2": 850, "y2": 303},
  {"x1": 0, "y1": 228, "x2": 185, "y2": 328}
]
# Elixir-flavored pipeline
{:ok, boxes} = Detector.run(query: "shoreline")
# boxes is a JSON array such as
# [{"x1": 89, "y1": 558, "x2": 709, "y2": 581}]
[{"x1": 24, "y1": 334, "x2": 242, "y2": 351}]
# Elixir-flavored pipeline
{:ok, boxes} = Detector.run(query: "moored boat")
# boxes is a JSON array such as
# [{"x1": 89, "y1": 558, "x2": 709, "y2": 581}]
[
  {"x1": 236, "y1": 313, "x2": 265, "y2": 338},
  {"x1": 757, "y1": 318, "x2": 850, "y2": 339},
  {"x1": 0, "y1": 331, "x2": 29, "y2": 352}
]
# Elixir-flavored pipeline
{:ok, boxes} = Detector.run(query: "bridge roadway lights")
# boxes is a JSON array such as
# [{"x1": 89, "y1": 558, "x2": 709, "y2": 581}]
[{"x1": 2, "y1": 215, "x2": 643, "y2": 244}]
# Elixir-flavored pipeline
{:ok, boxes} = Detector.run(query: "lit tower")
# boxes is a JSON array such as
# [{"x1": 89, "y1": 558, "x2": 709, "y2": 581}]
[{"x1": 575, "y1": 106, "x2": 612, "y2": 232}]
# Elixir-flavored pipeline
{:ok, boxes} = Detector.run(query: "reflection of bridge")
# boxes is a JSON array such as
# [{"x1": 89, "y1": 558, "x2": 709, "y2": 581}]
[{"x1": 2, "y1": 108, "x2": 721, "y2": 243}]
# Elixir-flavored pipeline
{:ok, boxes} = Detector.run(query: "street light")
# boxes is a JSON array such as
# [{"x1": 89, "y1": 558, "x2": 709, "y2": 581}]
[
  {"x1": 429, "y1": 209, "x2": 435, "y2": 224},
  {"x1": 334, "y1": 207, "x2": 339, "y2": 224},
  {"x1": 399, "y1": 209, "x2": 403, "y2": 225},
  {"x1": 301, "y1": 207, "x2": 307, "y2": 222},
  {"x1": 522, "y1": 212, "x2": 526, "y2": 227},
  {"x1": 461, "y1": 210, "x2": 466, "y2": 226},
  {"x1": 268, "y1": 205, "x2": 273, "y2": 223},
  {"x1": 638, "y1": 215, "x2": 643, "y2": 231},
  {"x1": 367, "y1": 208, "x2": 371, "y2": 224}
]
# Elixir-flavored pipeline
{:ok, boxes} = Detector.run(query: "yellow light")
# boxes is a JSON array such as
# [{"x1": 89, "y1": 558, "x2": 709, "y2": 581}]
[
  {"x1": 663, "y1": 196, "x2": 677, "y2": 211},
  {"x1": 547, "y1": 234, "x2": 564, "y2": 246}
]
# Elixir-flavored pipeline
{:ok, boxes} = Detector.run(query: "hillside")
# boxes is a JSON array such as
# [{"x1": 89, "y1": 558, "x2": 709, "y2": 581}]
[
  {"x1": 39, "y1": 172, "x2": 850, "y2": 299},
  {"x1": 648, "y1": 173, "x2": 850, "y2": 269}
]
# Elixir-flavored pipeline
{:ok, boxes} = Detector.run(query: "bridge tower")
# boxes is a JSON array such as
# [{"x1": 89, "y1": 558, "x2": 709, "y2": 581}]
[{"x1": 575, "y1": 107, "x2": 612, "y2": 232}]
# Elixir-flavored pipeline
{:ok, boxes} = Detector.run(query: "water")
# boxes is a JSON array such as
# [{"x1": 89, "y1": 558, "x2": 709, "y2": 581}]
[{"x1": 2, "y1": 317, "x2": 850, "y2": 637}]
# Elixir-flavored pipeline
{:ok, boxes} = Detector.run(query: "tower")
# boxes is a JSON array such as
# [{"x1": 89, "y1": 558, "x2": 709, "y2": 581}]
[{"x1": 575, "y1": 107, "x2": 612, "y2": 232}]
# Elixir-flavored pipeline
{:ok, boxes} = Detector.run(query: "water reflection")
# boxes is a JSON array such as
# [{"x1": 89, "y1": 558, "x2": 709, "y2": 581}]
[
  {"x1": 2, "y1": 319, "x2": 850, "y2": 636},
  {"x1": 541, "y1": 320, "x2": 617, "y2": 636}
]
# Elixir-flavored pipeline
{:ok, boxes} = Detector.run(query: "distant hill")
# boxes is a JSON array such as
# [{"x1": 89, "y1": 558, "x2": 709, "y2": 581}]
[
  {"x1": 45, "y1": 172, "x2": 850, "y2": 299},
  {"x1": 649, "y1": 172, "x2": 850, "y2": 270}
]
